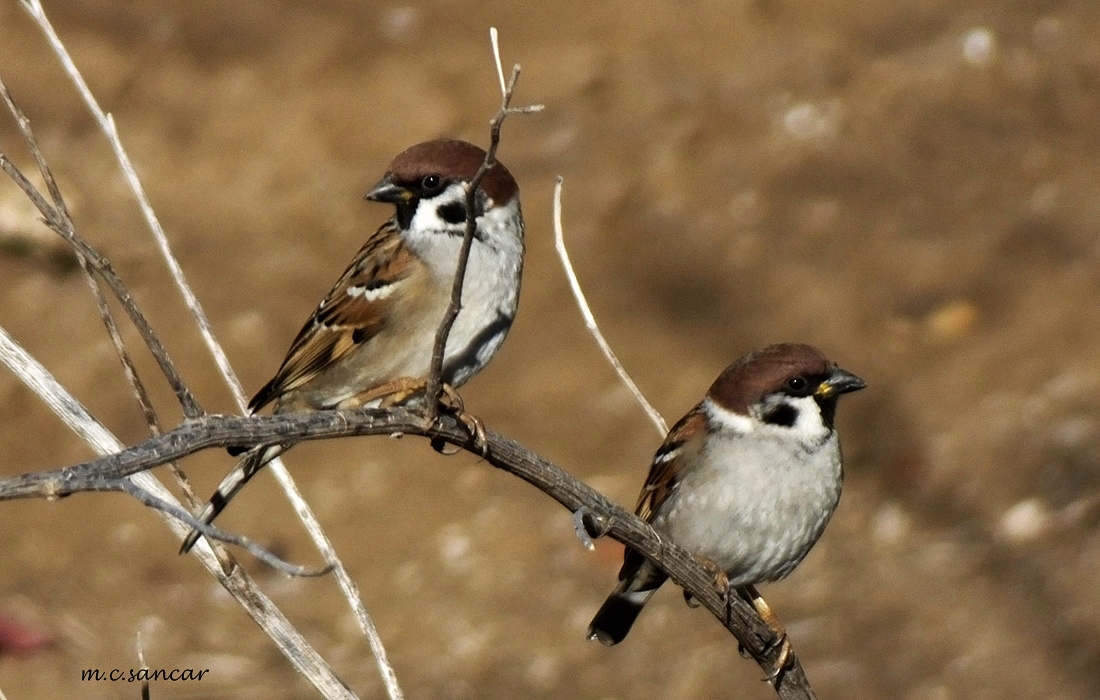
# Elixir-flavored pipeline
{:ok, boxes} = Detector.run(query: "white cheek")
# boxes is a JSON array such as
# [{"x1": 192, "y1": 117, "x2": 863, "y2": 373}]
[
  {"x1": 757, "y1": 394, "x2": 830, "y2": 443},
  {"x1": 706, "y1": 395, "x2": 830, "y2": 444},
  {"x1": 703, "y1": 398, "x2": 754, "y2": 433},
  {"x1": 790, "y1": 395, "x2": 829, "y2": 437},
  {"x1": 407, "y1": 183, "x2": 468, "y2": 235}
]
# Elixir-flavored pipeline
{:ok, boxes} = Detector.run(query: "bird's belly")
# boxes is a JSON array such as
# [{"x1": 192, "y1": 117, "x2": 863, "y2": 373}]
[{"x1": 653, "y1": 439, "x2": 841, "y2": 586}]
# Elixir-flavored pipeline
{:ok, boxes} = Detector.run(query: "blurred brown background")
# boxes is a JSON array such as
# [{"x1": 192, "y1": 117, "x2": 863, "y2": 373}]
[{"x1": 2, "y1": 1, "x2": 1100, "y2": 698}]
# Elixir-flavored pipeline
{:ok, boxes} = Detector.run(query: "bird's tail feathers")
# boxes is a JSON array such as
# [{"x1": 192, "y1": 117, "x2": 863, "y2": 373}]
[
  {"x1": 587, "y1": 578, "x2": 661, "y2": 646},
  {"x1": 179, "y1": 444, "x2": 285, "y2": 554}
]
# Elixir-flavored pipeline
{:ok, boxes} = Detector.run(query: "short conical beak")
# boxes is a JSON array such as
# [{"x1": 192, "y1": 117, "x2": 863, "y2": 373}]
[
  {"x1": 364, "y1": 174, "x2": 412, "y2": 203},
  {"x1": 815, "y1": 368, "x2": 866, "y2": 398}
]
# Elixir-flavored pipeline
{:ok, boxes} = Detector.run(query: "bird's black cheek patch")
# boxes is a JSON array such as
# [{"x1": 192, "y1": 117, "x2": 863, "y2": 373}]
[
  {"x1": 763, "y1": 403, "x2": 797, "y2": 427},
  {"x1": 438, "y1": 201, "x2": 467, "y2": 225}
]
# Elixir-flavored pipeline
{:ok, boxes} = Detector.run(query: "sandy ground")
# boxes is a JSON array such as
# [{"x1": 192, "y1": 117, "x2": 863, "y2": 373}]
[{"x1": 2, "y1": 1, "x2": 1100, "y2": 698}]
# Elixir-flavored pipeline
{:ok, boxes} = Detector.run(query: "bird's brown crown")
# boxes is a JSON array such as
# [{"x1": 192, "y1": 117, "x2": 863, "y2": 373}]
[
  {"x1": 387, "y1": 139, "x2": 518, "y2": 204},
  {"x1": 707, "y1": 343, "x2": 834, "y2": 415}
]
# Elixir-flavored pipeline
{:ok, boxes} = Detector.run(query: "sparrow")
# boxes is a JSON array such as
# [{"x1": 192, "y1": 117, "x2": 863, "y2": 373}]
[
  {"x1": 180, "y1": 138, "x2": 524, "y2": 553},
  {"x1": 587, "y1": 343, "x2": 864, "y2": 672}
]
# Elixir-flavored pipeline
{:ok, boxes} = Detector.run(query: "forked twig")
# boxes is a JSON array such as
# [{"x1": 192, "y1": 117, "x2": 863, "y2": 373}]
[
  {"x1": 0, "y1": 323, "x2": 320, "y2": 577},
  {"x1": 423, "y1": 27, "x2": 543, "y2": 421}
]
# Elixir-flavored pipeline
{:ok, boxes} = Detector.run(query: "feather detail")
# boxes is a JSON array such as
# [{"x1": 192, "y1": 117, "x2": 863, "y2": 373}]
[
  {"x1": 634, "y1": 406, "x2": 708, "y2": 522},
  {"x1": 248, "y1": 220, "x2": 416, "y2": 412}
]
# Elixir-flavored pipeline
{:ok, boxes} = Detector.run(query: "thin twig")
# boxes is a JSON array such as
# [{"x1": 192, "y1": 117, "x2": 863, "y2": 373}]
[
  {"x1": 120, "y1": 481, "x2": 330, "y2": 577},
  {"x1": 0, "y1": 146, "x2": 202, "y2": 417},
  {"x1": 490, "y1": 28, "x2": 507, "y2": 97},
  {"x1": 17, "y1": 0, "x2": 244, "y2": 401},
  {"x1": 0, "y1": 77, "x2": 200, "y2": 507},
  {"x1": 423, "y1": 27, "x2": 543, "y2": 420},
  {"x1": 14, "y1": 3, "x2": 399, "y2": 696},
  {"x1": 553, "y1": 178, "x2": 669, "y2": 436},
  {"x1": 0, "y1": 324, "x2": 356, "y2": 698},
  {"x1": 135, "y1": 631, "x2": 150, "y2": 700}
]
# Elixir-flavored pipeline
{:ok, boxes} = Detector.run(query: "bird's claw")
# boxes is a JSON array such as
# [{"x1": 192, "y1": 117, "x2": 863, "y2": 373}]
[
  {"x1": 353, "y1": 377, "x2": 488, "y2": 454},
  {"x1": 743, "y1": 585, "x2": 792, "y2": 684},
  {"x1": 694, "y1": 555, "x2": 730, "y2": 599},
  {"x1": 438, "y1": 383, "x2": 488, "y2": 454},
  {"x1": 760, "y1": 633, "x2": 792, "y2": 683}
]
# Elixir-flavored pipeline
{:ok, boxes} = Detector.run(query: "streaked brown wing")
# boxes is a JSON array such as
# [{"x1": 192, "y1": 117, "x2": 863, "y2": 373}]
[
  {"x1": 634, "y1": 405, "x2": 708, "y2": 521},
  {"x1": 248, "y1": 221, "x2": 415, "y2": 412}
]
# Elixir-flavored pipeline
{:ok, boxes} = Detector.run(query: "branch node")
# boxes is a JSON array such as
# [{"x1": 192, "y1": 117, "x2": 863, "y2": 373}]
[
  {"x1": 573, "y1": 507, "x2": 609, "y2": 550},
  {"x1": 43, "y1": 479, "x2": 61, "y2": 501}
]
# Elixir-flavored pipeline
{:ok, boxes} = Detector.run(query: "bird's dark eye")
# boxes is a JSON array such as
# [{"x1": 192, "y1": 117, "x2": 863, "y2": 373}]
[
  {"x1": 421, "y1": 174, "x2": 442, "y2": 191},
  {"x1": 786, "y1": 376, "x2": 808, "y2": 393}
]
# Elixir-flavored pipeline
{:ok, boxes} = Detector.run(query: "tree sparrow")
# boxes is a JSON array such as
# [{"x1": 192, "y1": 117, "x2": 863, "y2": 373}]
[
  {"x1": 181, "y1": 139, "x2": 524, "y2": 553},
  {"x1": 588, "y1": 344, "x2": 864, "y2": 669}
]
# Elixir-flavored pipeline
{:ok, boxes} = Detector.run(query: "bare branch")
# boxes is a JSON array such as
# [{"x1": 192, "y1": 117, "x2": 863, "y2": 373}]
[
  {"x1": 0, "y1": 404, "x2": 816, "y2": 699},
  {"x1": 553, "y1": 178, "x2": 670, "y2": 436}
]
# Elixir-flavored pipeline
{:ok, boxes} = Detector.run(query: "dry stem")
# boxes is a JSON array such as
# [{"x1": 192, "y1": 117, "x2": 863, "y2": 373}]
[
  {"x1": 9, "y1": 1, "x2": 400, "y2": 696},
  {"x1": 552, "y1": 177, "x2": 669, "y2": 436},
  {"x1": 423, "y1": 29, "x2": 543, "y2": 421}
]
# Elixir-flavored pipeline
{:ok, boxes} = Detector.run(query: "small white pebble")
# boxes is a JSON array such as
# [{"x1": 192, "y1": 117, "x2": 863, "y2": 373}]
[
  {"x1": 438, "y1": 525, "x2": 472, "y2": 570},
  {"x1": 999, "y1": 498, "x2": 1049, "y2": 543},
  {"x1": 1051, "y1": 416, "x2": 1096, "y2": 448},
  {"x1": 962, "y1": 27, "x2": 997, "y2": 66},
  {"x1": 110, "y1": 522, "x2": 141, "y2": 545},
  {"x1": 525, "y1": 655, "x2": 560, "y2": 691},
  {"x1": 447, "y1": 620, "x2": 488, "y2": 660},
  {"x1": 872, "y1": 503, "x2": 910, "y2": 544},
  {"x1": 782, "y1": 102, "x2": 837, "y2": 140}
]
